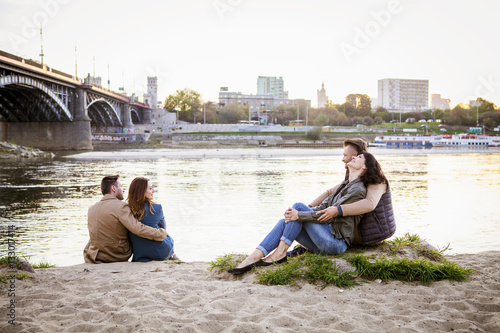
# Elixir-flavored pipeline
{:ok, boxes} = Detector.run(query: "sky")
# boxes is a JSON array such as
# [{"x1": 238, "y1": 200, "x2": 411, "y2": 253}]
[{"x1": 1, "y1": 0, "x2": 499, "y2": 108}]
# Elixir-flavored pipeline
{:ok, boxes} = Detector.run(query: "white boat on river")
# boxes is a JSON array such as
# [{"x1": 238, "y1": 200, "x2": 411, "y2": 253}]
[
  {"x1": 371, "y1": 134, "x2": 435, "y2": 147},
  {"x1": 372, "y1": 134, "x2": 500, "y2": 148},
  {"x1": 431, "y1": 134, "x2": 500, "y2": 147}
]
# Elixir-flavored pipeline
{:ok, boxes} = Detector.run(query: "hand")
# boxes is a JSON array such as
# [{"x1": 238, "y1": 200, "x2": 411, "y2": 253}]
[
  {"x1": 316, "y1": 206, "x2": 339, "y2": 222},
  {"x1": 284, "y1": 208, "x2": 299, "y2": 222}
]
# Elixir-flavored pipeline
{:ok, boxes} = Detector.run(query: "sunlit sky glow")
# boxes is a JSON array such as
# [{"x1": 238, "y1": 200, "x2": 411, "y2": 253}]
[{"x1": 1, "y1": 0, "x2": 499, "y2": 108}]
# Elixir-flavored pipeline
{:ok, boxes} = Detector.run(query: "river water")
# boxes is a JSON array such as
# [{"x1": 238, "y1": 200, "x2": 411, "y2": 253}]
[{"x1": 1, "y1": 147, "x2": 499, "y2": 266}]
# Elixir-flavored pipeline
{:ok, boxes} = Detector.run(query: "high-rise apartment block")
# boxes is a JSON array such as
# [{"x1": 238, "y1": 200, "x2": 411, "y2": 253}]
[
  {"x1": 317, "y1": 82, "x2": 328, "y2": 108},
  {"x1": 257, "y1": 76, "x2": 285, "y2": 98},
  {"x1": 431, "y1": 94, "x2": 451, "y2": 110},
  {"x1": 378, "y1": 78, "x2": 429, "y2": 111}
]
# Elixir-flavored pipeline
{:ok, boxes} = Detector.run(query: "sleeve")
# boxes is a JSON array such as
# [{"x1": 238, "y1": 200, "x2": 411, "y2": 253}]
[
  {"x1": 118, "y1": 203, "x2": 167, "y2": 241},
  {"x1": 308, "y1": 184, "x2": 340, "y2": 207},
  {"x1": 340, "y1": 182, "x2": 386, "y2": 216},
  {"x1": 157, "y1": 205, "x2": 166, "y2": 229},
  {"x1": 298, "y1": 184, "x2": 366, "y2": 224}
]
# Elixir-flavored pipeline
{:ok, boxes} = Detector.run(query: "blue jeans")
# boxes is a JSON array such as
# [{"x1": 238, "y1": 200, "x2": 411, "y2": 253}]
[{"x1": 257, "y1": 202, "x2": 347, "y2": 256}]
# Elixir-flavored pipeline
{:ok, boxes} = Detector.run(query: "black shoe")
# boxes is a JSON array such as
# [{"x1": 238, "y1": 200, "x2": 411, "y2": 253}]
[
  {"x1": 227, "y1": 260, "x2": 264, "y2": 275},
  {"x1": 287, "y1": 245, "x2": 309, "y2": 257},
  {"x1": 261, "y1": 256, "x2": 287, "y2": 266}
]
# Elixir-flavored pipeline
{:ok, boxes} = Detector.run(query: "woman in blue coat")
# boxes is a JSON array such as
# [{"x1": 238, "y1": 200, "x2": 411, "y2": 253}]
[{"x1": 127, "y1": 177, "x2": 175, "y2": 262}]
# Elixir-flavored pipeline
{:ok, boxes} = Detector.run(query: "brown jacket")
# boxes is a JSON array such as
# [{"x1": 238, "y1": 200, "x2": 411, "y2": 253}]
[{"x1": 83, "y1": 194, "x2": 167, "y2": 263}]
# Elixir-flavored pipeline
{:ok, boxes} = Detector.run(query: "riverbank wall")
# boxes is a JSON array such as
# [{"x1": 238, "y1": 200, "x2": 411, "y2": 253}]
[{"x1": 168, "y1": 133, "x2": 378, "y2": 146}]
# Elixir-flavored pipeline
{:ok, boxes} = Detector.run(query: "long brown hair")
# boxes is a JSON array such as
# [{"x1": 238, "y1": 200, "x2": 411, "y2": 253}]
[
  {"x1": 127, "y1": 177, "x2": 154, "y2": 220},
  {"x1": 359, "y1": 152, "x2": 387, "y2": 186}
]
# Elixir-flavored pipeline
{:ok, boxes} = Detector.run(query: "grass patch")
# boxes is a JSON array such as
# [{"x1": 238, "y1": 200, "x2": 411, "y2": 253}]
[
  {"x1": 0, "y1": 256, "x2": 22, "y2": 268},
  {"x1": 31, "y1": 261, "x2": 57, "y2": 269},
  {"x1": 301, "y1": 254, "x2": 358, "y2": 289},
  {"x1": 346, "y1": 254, "x2": 473, "y2": 285},
  {"x1": 257, "y1": 253, "x2": 358, "y2": 289},
  {"x1": 0, "y1": 256, "x2": 56, "y2": 269},
  {"x1": 208, "y1": 253, "x2": 238, "y2": 271},
  {"x1": 0, "y1": 272, "x2": 32, "y2": 284},
  {"x1": 258, "y1": 261, "x2": 303, "y2": 286},
  {"x1": 209, "y1": 235, "x2": 474, "y2": 288},
  {"x1": 385, "y1": 233, "x2": 421, "y2": 254},
  {"x1": 385, "y1": 233, "x2": 447, "y2": 262}
]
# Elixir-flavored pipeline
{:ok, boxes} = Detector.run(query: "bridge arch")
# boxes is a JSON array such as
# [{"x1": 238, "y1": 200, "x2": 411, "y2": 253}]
[
  {"x1": 0, "y1": 74, "x2": 73, "y2": 121},
  {"x1": 130, "y1": 108, "x2": 140, "y2": 124},
  {"x1": 87, "y1": 97, "x2": 122, "y2": 127}
]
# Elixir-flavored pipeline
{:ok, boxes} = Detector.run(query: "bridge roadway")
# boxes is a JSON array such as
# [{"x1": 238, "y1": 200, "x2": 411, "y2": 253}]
[{"x1": 0, "y1": 50, "x2": 152, "y2": 150}]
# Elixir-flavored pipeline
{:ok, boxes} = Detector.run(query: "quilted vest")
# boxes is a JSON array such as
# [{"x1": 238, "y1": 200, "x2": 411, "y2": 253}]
[{"x1": 357, "y1": 182, "x2": 396, "y2": 245}]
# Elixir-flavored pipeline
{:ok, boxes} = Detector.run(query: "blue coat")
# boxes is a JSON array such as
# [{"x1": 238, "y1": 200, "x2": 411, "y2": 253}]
[{"x1": 128, "y1": 203, "x2": 174, "y2": 262}]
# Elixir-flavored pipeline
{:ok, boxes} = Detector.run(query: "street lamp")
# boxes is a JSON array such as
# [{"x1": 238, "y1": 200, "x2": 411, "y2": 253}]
[
  {"x1": 27, "y1": 23, "x2": 44, "y2": 66},
  {"x1": 306, "y1": 104, "x2": 309, "y2": 126}
]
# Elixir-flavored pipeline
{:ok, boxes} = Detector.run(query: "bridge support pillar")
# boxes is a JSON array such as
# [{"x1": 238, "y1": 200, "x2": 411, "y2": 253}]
[
  {"x1": 142, "y1": 109, "x2": 152, "y2": 124},
  {"x1": 122, "y1": 104, "x2": 134, "y2": 133},
  {"x1": 74, "y1": 87, "x2": 91, "y2": 121},
  {"x1": 0, "y1": 117, "x2": 7, "y2": 142},
  {"x1": 7, "y1": 120, "x2": 92, "y2": 150}
]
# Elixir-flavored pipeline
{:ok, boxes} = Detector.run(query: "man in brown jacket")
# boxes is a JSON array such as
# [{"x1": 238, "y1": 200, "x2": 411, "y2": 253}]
[{"x1": 83, "y1": 175, "x2": 167, "y2": 263}]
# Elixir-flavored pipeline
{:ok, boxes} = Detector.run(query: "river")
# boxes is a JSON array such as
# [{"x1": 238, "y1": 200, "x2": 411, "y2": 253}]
[{"x1": 1, "y1": 147, "x2": 499, "y2": 266}]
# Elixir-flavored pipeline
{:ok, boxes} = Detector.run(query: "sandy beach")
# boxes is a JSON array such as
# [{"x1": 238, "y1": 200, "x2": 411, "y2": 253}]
[{"x1": 1, "y1": 250, "x2": 499, "y2": 333}]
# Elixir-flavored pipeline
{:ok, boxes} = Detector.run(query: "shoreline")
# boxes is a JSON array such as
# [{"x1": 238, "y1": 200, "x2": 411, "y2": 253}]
[
  {"x1": 1, "y1": 250, "x2": 499, "y2": 332},
  {"x1": 63, "y1": 144, "x2": 500, "y2": 160}
]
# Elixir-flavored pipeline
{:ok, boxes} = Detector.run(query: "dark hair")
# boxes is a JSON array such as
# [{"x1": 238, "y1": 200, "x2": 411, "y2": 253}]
[
  {"x1": 359, "y1": 152, "x2": 387, "y2": 186},
  {"x1": 101, "y1": 175, "x2": 119, "y2": 195},
  {"x1": 344, "y1": 138, "x2": 368, "y2": 154},
  {"x1": 127, "y1": 177, "x2": 153, "y2": 220}
]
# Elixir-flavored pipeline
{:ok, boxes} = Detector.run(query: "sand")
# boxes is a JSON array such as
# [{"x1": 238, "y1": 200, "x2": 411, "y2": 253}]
[{"x1": 1, "y1": 251, "x2": 499, "y2": 333}]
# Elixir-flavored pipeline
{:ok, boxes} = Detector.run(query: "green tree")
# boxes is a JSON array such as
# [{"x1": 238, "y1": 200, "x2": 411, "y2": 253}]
[
  {"x1": 202, "y1": 101, "x2": 217, "y2": 124},
  {"x1": 216, "y1": 103, "x2": 247, "y2": 124},
  {"x1": 269, "y1": 105, "x2": 296, "y2": 125},
  {"x1": 345, "y1": 94, "x2": 372, "y2": 117},
  {"x1": 306, "y1": 127, "x2": 323, "y2": 141},
  {"x1": 480, "y1": 110, "x2": 500, "y2": 129},
  {"x1": 357, "y1": 94, "x2": 372, "y2": 117},
  {"x1": 449, "y1": 104, "x2": 471, "y2": 126},
  {"x1": 313, "y1": 113, "x2": 328, "y2": 126},
  {"x1": 373, "y1": 106, "x2": 391, "y2": 123},
  {"x1": 164, "y1": 88, "x2": 202, "y2": 123},
  {"x1": 475, "y1": 98, "x2": 497, "y2": 113},
  {"x1": 338, "y1": 102, "x2": 356, "y2": 119},
  {"x1": 432, "y1": 109, "x2": 446, "y2": 121}
]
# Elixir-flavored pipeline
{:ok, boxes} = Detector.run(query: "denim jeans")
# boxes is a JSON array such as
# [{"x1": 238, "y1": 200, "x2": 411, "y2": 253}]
[
  {"x1": 257, "y1": 218, "x2": 302, "y2": 256},
  {"x1": 257, "y1": 202, "x2": 347, "y2": 256}
]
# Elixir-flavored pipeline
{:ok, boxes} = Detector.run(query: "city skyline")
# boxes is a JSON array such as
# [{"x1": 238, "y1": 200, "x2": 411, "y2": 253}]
[{"x1": 1, "y1": 0, "x2": 499, "y2": 108}]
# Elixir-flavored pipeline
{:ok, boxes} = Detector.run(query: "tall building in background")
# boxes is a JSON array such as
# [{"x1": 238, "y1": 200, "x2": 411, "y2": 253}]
[
  {"x1": 317, "y1": 82, "x2": 328, "y2": 108},
  {"x1": 431, "y1": 94, "x2": 451, "y2": 110},
  {"x1": 257, "y1": 76, "x2": 284, "y2": 98},
  {"x1": 143, "y1": 76, "x2": 158, "y2": 109},
  {"x1": 378, "y1": 78, "x2": 429, "y2": 111}
]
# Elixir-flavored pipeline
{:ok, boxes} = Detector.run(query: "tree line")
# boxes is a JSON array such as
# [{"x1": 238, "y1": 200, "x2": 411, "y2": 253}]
[{"x1": 164, "y1": 89, "x2": 500, "y2": 129}]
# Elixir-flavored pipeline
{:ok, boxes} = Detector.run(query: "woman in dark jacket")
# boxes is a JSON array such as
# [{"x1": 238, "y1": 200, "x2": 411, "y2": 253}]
[
  {"x1": 229, "y1": 152, "x2": 386, "y2": 274},
  {"x1": 127, "y1": 177, "x2": 175, "y2": 262}
]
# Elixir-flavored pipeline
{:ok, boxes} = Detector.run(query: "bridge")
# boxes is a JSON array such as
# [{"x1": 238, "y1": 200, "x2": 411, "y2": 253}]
[{"x1": 0, "y1": 50, "x2": 152, "y2": 150}]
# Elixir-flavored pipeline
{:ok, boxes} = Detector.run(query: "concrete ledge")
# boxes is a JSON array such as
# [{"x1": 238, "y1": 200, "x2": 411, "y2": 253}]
[{"x1": 172, "y1": 134, "x2": 284, "y2": 145}]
